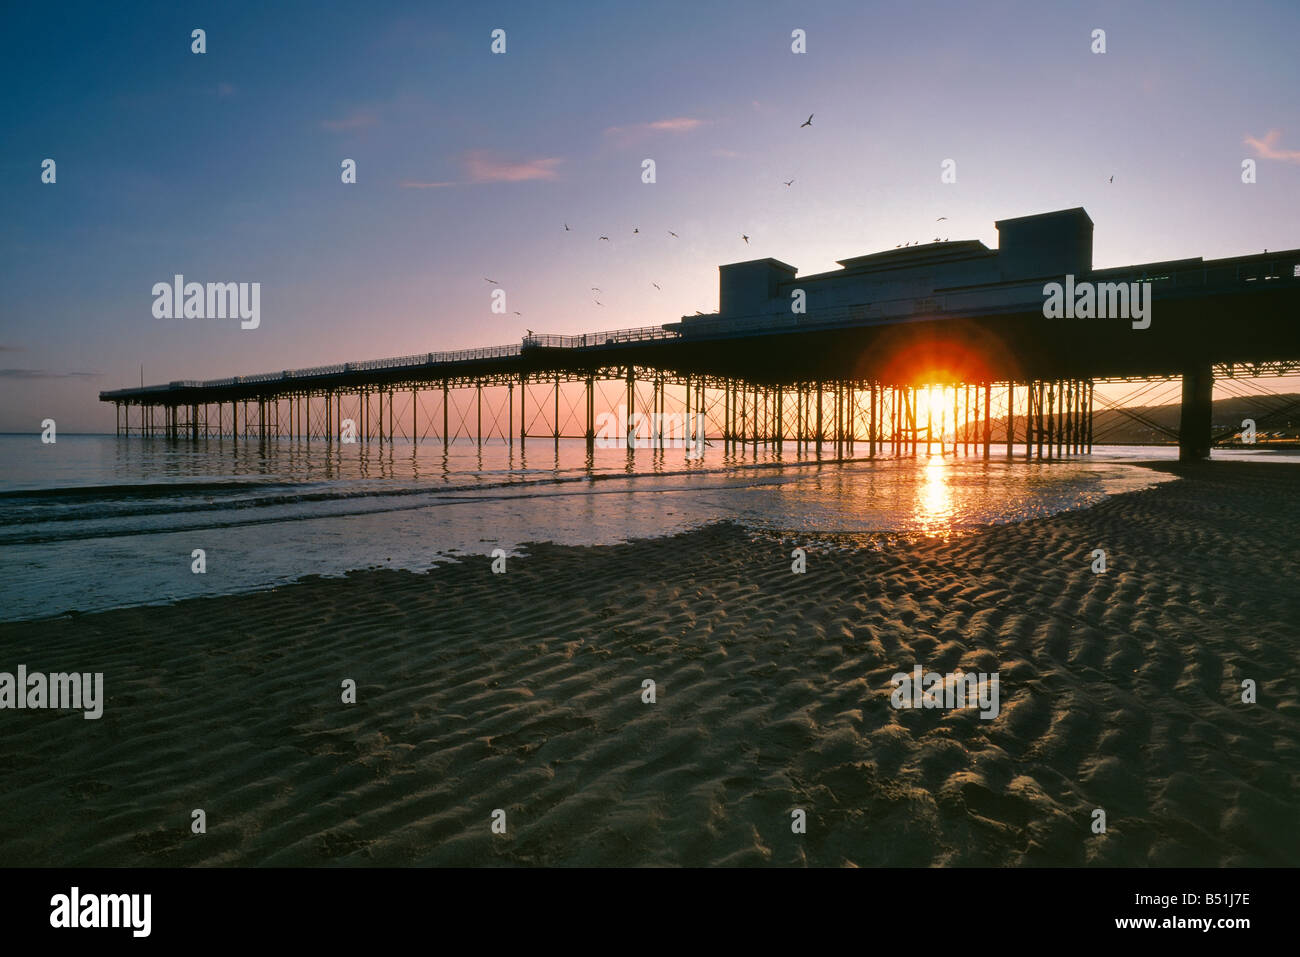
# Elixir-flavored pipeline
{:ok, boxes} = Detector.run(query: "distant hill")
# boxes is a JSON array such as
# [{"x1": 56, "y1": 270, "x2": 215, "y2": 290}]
[{"x1": 988, "y1": 393, "x2": 1300, "y2": 446}]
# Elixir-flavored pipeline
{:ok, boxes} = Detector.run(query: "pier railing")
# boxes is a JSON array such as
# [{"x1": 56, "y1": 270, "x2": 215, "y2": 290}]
[
  {"x1": 104, "y1": 343, "x2": 526, "y2": 397},
  {"x1": 522, "y1": 325, "x2": 680, "y2": 349}
]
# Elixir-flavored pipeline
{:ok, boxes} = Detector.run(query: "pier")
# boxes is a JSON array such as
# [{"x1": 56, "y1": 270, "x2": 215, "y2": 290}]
[{"x1": 101, "y1": 209, "x2": 1300, "y2": 461}]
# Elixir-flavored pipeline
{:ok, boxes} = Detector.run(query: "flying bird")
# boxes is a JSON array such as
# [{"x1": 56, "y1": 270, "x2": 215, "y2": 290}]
[
  {"x1": 632, "y1": 227, "x2": 639, "y2": 233},
  {"x1": 652, "y1": 282, "x2": 661, "y2": 290},
  {"x1": 591, "y1": 287, "x2": 601, "y2": 292},
  {"x1": 936, "y1": 216, "x2": 947, "y2": 222},
  {"x1": 668, "y1": 231, "x2": 679, "y2": 238},
  {"x1": 742, "y1": 234, "x2": 749, "y2": 244},
  {"x1": 484, "y1": 277, "x2": 498, "y2": 284},
  {"x1": 594, "y1": 300, "x2": 603, "y2": 306},
  {"x1": 563, "y1": 223, "x2": 571, "y2": 231},
  {"x1": 512, "y1": 311, "x2": 522, "y2": 315},
  {"x1": 801, "y1": 114, "x2": 813, "y2": 128},
  {"x1": 598, "y1": 235, "x2": 609, "y2": 241},
  {"x1": 784, "y1": 179, "x2": 795, "y2": 186},
  {"x1": 1108, "y1": 175, "x2": 1114, "y2": 183}
]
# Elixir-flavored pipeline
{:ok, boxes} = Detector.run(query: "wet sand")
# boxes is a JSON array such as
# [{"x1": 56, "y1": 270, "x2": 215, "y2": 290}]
[{"x1": 1, "y1": 461, "x2": 1296, "y2": 866}]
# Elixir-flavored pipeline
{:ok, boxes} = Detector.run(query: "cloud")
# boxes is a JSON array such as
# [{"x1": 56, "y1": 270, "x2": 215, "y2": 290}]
[
  {"x1": 0, "y1": 369, "x2": 101, "y2": 379},
  {"x1": 462, "y1": 150, "x2": 563, "y2": 183},
  {"x1": 604, "y1": 116, "x2": 707, "y2": 147},
  {"x1": 400, "y1": 151, "x2": 564, "y2": 189},
  {"x1": 322, "y1": 110, "x2": 379, "y2": 132},
  {"x1": 1245, "y1": 129, "x2": 1300, "y2": 163}
]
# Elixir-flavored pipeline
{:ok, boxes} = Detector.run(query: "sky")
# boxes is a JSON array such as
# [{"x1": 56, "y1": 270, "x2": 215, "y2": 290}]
[{"x1": 2, "y1": 0, "x2": 1299, "y2": 432}]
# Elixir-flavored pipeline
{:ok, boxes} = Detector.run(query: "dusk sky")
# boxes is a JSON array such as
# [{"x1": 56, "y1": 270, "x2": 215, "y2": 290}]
[{"x1": 3, "y1": 0, "x2": 1298, "y2": 431}]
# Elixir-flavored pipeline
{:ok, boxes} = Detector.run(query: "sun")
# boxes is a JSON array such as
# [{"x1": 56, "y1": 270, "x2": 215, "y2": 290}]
[{"x1": 913, "y1": 383, "x2": 951, "y2": 442}]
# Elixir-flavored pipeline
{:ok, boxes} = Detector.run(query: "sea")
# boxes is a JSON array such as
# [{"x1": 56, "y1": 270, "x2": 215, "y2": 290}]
[{"x1": 1, "y1": 434, "x2": 1290, "y2": 622}]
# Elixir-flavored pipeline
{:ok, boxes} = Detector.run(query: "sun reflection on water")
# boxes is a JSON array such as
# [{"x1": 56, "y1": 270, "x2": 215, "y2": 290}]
[{"x1": 916, "y1": 454, "x2": 955, "y2": 535}]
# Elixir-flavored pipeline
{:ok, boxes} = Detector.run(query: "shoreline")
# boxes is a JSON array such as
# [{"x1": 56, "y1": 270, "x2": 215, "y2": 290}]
[
  {"x1": 1, "y1": 461, "x2": 1297, "y2": 866},
  {"x1": 2, "y1": 452, "x2": 1181, "y2": 624}
]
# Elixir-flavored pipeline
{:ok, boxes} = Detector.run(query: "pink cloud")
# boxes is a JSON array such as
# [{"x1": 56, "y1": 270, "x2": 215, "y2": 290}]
[
  {"x1": 462, "y1": 150, "x2": 563, "y2": 183},
  {"x1": 399, "y1": 151, "x2": 564, "y2": 190},
  {"x1": 322, "y1": 110, "x2": 379, "y2": 132},
  {"x1": 1245, "y1": 129, "x2": 1300, "y2": 163},
  {"x1": 604, "y1": 116, "x2": 707, "y2": 147}
]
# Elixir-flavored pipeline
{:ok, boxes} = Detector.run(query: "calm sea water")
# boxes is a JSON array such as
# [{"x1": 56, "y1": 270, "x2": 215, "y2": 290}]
[{"x1": 2, "y1": 433, "x2": 1287, "y2": 622}]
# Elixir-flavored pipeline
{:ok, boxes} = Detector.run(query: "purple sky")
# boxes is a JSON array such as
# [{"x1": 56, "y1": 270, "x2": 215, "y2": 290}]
[{"x1": 3, "y1": 0, "x2": 1298, "y2": 431}]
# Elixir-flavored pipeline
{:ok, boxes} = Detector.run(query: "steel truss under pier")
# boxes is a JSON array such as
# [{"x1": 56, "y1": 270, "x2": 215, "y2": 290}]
[{"x1": 107, "y1": 368, "x2": 1098, "y2": 461}]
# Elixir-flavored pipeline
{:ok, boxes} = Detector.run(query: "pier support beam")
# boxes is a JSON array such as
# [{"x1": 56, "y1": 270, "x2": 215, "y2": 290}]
[
  {"x1": 983, "y1": 382, "x2": 992, "y2": 460},
  {"x1": 585, "y1": 376, "x2": 594, "y2": 451},
  {"x1": 1179, "y1": 362, "x2": 1214, "y2": 461}
]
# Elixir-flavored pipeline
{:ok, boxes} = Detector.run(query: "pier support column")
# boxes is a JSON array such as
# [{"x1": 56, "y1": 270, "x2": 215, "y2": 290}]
[
  {"x1": 1178, "y1": 362, "x2": 1214, "y2": 461},
  {"x1": 775, "y1": 387, "x2": 783, "y2": 456},
  {"x1": 1006, "y1": 383, "x2": 1015, "y2": 459},
  {"x1": 1087, "y1": 380, "x2": 1094, "y2": 453},
  {"x1": 983, "y1": 382, "x2": 992, "y2": 459},
  {"x1": 585, "y1": 377, "x2": 594, "y2": 451},
  {"x1": 815, "y1": 382, "x2": 823, "y2": 457},
  {"x1": 869, "y1": 383, "x2": 877, "y2": 458},
  {"x1": 1025, "y1": 383, "x2": 1034, "y2": 460},
  {"x1": 723, "y1": 381, "x2": 731, "y2": 452},
  {"x1": 624, "y1": 368, "x2": 634, "y2": 451}
]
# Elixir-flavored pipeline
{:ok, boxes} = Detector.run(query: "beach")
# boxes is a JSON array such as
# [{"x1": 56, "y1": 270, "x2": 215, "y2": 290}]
[{"x1": 1, "y1": 460, "x2": 1296, "y2": 867}]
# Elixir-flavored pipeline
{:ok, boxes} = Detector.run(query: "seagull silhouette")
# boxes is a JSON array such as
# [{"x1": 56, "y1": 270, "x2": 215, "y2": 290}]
[
  {"x1": 784, "y1": 179, "x2": 795, "y2": 186},
  {"x1": 594, "y1": 300, "x2": 603, "y2": 306},
  {"x1": 563, "y1": 223, "x2": 570, "y2": 231},
  {"x1": 632, "y1": 227, "x2": 639, "y2": 234},
  {"x1": 591, "y1": 287, "x2": 601, "y2": 292},
  {"x1": 936, "y1": 216, "x2": 947, "y2": 221},
  {"x1": 1108, "y1": 175, "x2": 1114, "y2": 183},
  {"x1": 668, "y1": 231, "x2": 679, "y2": 238},
  {"x1": 742, "y1": 234, "x2": 749, "y2": 244},
  {"x1": 652, "y1": 282, "x2": 661, "y2": 290},
  {"x1": 801, "y1": 114, "x2": 813, "y2": 127},
  {"x1": 512, "y1": 311, "x2": 522, "y2": 315},
  {"x1": 598, "y1": 235, "x2": 609, "y2": 241},
  {"x1": 484, "y1": 277, "x2": 498, "y2": 284}
]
